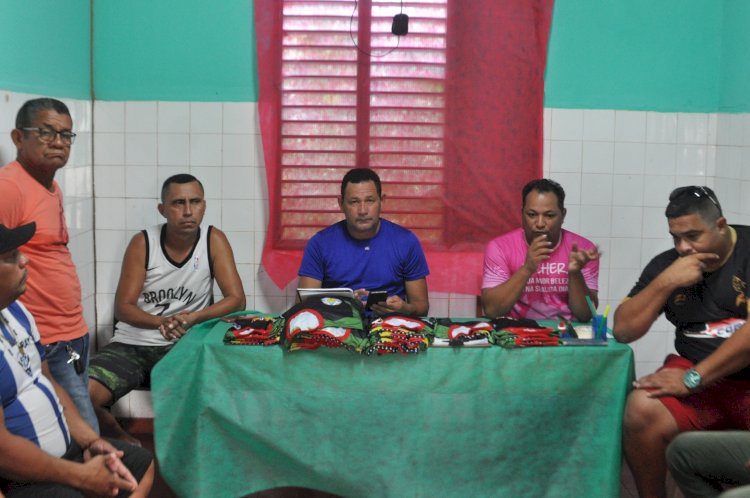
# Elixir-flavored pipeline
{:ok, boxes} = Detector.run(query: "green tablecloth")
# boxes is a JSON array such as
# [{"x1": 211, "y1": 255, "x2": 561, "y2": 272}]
[{"x1": 153, "y1": 316, "x2": 634, "y2": 498}]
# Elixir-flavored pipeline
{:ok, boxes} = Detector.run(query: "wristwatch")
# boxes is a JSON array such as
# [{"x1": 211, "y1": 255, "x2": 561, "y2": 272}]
[{"x1": 683, "y1": 368, "x2": 702, "y2": 390}]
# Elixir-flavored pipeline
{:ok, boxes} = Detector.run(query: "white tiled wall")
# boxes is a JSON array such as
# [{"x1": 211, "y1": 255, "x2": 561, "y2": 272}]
[
  {"x1": 0, "y1": 90, "x2": 96, "y2": 338},
  {"x1": 92, "y1": 101, "x2": 272, "y2": 345},
  {"x1": 545, "y1": 108, "x2": 750, "y2": 377},
  {"x1": 3, "y1": 88, "x2": 749, "y2": 381}
]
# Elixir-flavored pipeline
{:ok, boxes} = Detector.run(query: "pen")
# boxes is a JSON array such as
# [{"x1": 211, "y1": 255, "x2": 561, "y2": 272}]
[
  {"x1": 598, "y1": 304, "x2": 611, "y2": 340},
  {"x1": 585, "y1": 295, "x2": 597, "y2": 317}
]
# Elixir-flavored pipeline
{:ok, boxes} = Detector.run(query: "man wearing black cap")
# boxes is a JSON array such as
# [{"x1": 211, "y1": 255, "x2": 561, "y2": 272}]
[
  {"x1": 0, "y1": 223, "x2": 154, "y2": 497},
  {"x1": 614, "y1": 186, "x2": 750, "y2": 498}
]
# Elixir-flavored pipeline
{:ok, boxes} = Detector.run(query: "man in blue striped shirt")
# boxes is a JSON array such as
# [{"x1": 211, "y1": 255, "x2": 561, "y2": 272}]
[{"x1": 0, "y1": 222, "x2": 153, "y2": 497}]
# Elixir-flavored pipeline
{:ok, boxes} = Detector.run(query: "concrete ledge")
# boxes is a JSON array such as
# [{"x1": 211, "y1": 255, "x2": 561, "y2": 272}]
[{"x1": 111, "y1": 389, "x2": 154, "y2": 419}]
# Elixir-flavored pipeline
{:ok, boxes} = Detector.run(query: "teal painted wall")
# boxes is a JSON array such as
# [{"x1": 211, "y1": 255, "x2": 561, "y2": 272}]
[
  {"x1": 0, "y1": 0, "x2": 90, "y2": 99},
  {"x1": 544, "y1": 0, "x2": 723, "y2": 112},
  {"x1": 1, "y1": 1, "x2": 748, "y2": 111},
  {"x1": 92, "y1": 0, "x2": 258, "y2": 101},
  {"x1": 719, "y1": 0, "x2": 750, "y2": 111}
]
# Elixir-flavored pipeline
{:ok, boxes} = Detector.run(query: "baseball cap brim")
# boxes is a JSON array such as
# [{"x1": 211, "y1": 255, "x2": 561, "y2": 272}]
[{"x1": 0, "y1": 222, "x2": 36, "y2": 254}]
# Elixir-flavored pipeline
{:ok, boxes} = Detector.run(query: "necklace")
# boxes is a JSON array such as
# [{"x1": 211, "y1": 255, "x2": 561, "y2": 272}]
[{"x1": 0, "y1": 310, "x2": 31, "y2": 375}]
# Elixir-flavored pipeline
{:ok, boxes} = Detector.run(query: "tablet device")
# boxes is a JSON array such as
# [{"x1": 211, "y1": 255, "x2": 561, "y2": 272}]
[
  {"x1": 365, "y1": 290, "x2": 388, "y2": 310},
  {"x1": 296, "y1": 287, "x2": 354, "y2": 301}
]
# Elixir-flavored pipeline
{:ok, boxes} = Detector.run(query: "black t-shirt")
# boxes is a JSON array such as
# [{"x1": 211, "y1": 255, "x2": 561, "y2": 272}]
[{"x1": 628, "y1": 225, "x2": 750, "y2": 378}]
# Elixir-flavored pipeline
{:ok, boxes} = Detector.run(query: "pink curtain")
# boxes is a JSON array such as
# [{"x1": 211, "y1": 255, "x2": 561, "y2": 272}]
[{"x1": 257, "y1": 0, "x2": 554, "y2": 295}]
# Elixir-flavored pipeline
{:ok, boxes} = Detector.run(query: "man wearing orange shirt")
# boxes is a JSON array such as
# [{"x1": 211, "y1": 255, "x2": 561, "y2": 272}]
[{"x1": 0, "y1": 98, "x2": 99, "y2": 432}]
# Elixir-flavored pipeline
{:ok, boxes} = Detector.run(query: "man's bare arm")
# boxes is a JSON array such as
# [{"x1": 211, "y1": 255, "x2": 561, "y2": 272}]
[
  {"x1": 369, "y1": 278, "x2": 429, "y2": 317},
  {"x1": 613, "y1": 252, "x2": 720, "y2": 343},
  {"x1": 567, "y1": 244, "x2": 600, "y2": 321},
  {"x1": 633, "y1": 320, "x2": 750, "y2": 398},
  {"x1": 0, "y1": 405, "x2": 133, "y2": 496},
  {"x1": 42, "y1": 362, "x2": 99, "y2": 450},
  {"x1": 692, "y1": 320, "x2": 750, "y2": 387},
  {"x1": 114, "y1": 233, "x2": 161, "y2": 330},
  {"x1": 298, "y1": 276, "x2": 323, "y2": 289},
  {"x1": 0, "y1": 402, "x2": 85, "y2": 486},
  {"x1": 567, "y1": 272, "x2": 598, "y2": 322},
  {"x1": 170, "y1": 228, "x2": 245, "y2": 328},
  {"x1": 296, "y1": 276, "x2": 323, "y2": 303},
  {"x1": 0, "y1": 363, "x2": 138, "y2": 495},
  {"x1": 403, "y1": 278, "x2": 429, "y2": 316},
  {"x1": 481, "y1": 266, "x2": 533, "y2": 318}
]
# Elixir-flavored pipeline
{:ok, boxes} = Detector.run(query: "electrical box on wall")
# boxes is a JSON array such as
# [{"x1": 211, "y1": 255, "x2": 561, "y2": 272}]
[{"x1": 392, "y1": 14, "x2": 408, "y2": 36}]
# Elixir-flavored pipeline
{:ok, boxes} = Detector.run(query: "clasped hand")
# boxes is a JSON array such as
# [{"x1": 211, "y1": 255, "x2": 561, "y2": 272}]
[
  {"x1": 81, "y1": 438, "x2": 138, "y2": 496},
  {"x1": 159, "y1": 312, "x2": 194, "y2": 341}
]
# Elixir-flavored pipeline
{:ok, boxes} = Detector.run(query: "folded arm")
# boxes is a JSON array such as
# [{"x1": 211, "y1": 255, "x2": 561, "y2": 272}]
[
  {"x1": 115, "y1": 229, "x2": 246, "y2": 340},
  {"x1": 0, "y1": 363, "x2": 138, "y2": 496},
  {"x1": 164, "y1": 228, "x2": 246, "y2": 333},
  {"x1": 614, "y1": 252, "x2": 719, "y2": 343}
]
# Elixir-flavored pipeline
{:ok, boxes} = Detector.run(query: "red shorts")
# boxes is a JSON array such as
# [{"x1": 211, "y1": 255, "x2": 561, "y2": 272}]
[{"x1": 656, "y1": 354, "x2": 750, "y2": 431}]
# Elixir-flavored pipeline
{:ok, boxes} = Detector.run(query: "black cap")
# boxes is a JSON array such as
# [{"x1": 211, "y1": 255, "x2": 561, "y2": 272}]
[{"x1": 0, "y1": 222, "x2": 36, "y2": 254}]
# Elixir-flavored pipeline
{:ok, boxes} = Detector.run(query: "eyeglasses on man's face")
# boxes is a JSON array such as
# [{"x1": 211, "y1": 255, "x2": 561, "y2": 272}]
[{"x1": 20, "y1": 127, "x2": 77, "y2": 145}]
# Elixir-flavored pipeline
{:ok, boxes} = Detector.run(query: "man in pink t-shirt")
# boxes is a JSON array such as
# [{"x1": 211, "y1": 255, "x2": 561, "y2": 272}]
[{"x1": 481, "y1": 179, "x2": 600, "y2": 321}]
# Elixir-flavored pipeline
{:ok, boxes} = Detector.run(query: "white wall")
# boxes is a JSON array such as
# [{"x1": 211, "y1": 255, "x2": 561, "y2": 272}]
[
  {"x1": 544, "y1": 108, "x2": 750, "y2": 377},
  {"x1": 90, "y1": 101, "x2": 278, "y2": 346},
  {"x1": 2, "y1": 88, "x2": 749, "y2": 380}
]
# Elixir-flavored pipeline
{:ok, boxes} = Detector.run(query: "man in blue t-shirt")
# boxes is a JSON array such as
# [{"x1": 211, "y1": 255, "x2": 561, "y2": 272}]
[{"x1": 298, "y1": 168, "x2": 430, "y2": 316}]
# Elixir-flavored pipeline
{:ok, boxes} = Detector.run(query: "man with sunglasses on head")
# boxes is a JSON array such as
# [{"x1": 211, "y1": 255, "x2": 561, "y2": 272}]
[
  {"x1": 0, "y1": 98, "x2": 100, "y2": 433},
  {"x1": 614, "y1": 186, "x2": 750, "y2": 498}
]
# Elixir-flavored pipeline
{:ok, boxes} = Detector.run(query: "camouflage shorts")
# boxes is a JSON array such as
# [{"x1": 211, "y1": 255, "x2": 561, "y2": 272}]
[{"x1": 88, "y1": 342, "x2": 171, "y2": 403}]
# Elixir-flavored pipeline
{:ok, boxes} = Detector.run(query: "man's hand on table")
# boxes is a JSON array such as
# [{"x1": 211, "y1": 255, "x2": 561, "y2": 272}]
[{"x1": 633, "y1": 368, "x2": 691, "y2": 398}]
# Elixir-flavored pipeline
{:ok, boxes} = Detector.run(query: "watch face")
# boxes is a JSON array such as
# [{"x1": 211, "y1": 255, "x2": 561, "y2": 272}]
[{"x1": 684, "y1": 369, "x2": 701, "y2": 389}]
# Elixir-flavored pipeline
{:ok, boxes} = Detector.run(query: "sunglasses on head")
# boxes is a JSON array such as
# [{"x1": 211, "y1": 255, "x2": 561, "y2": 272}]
[{"x1": 669, "y1": 186, "x2": 722, "y2": 215}]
